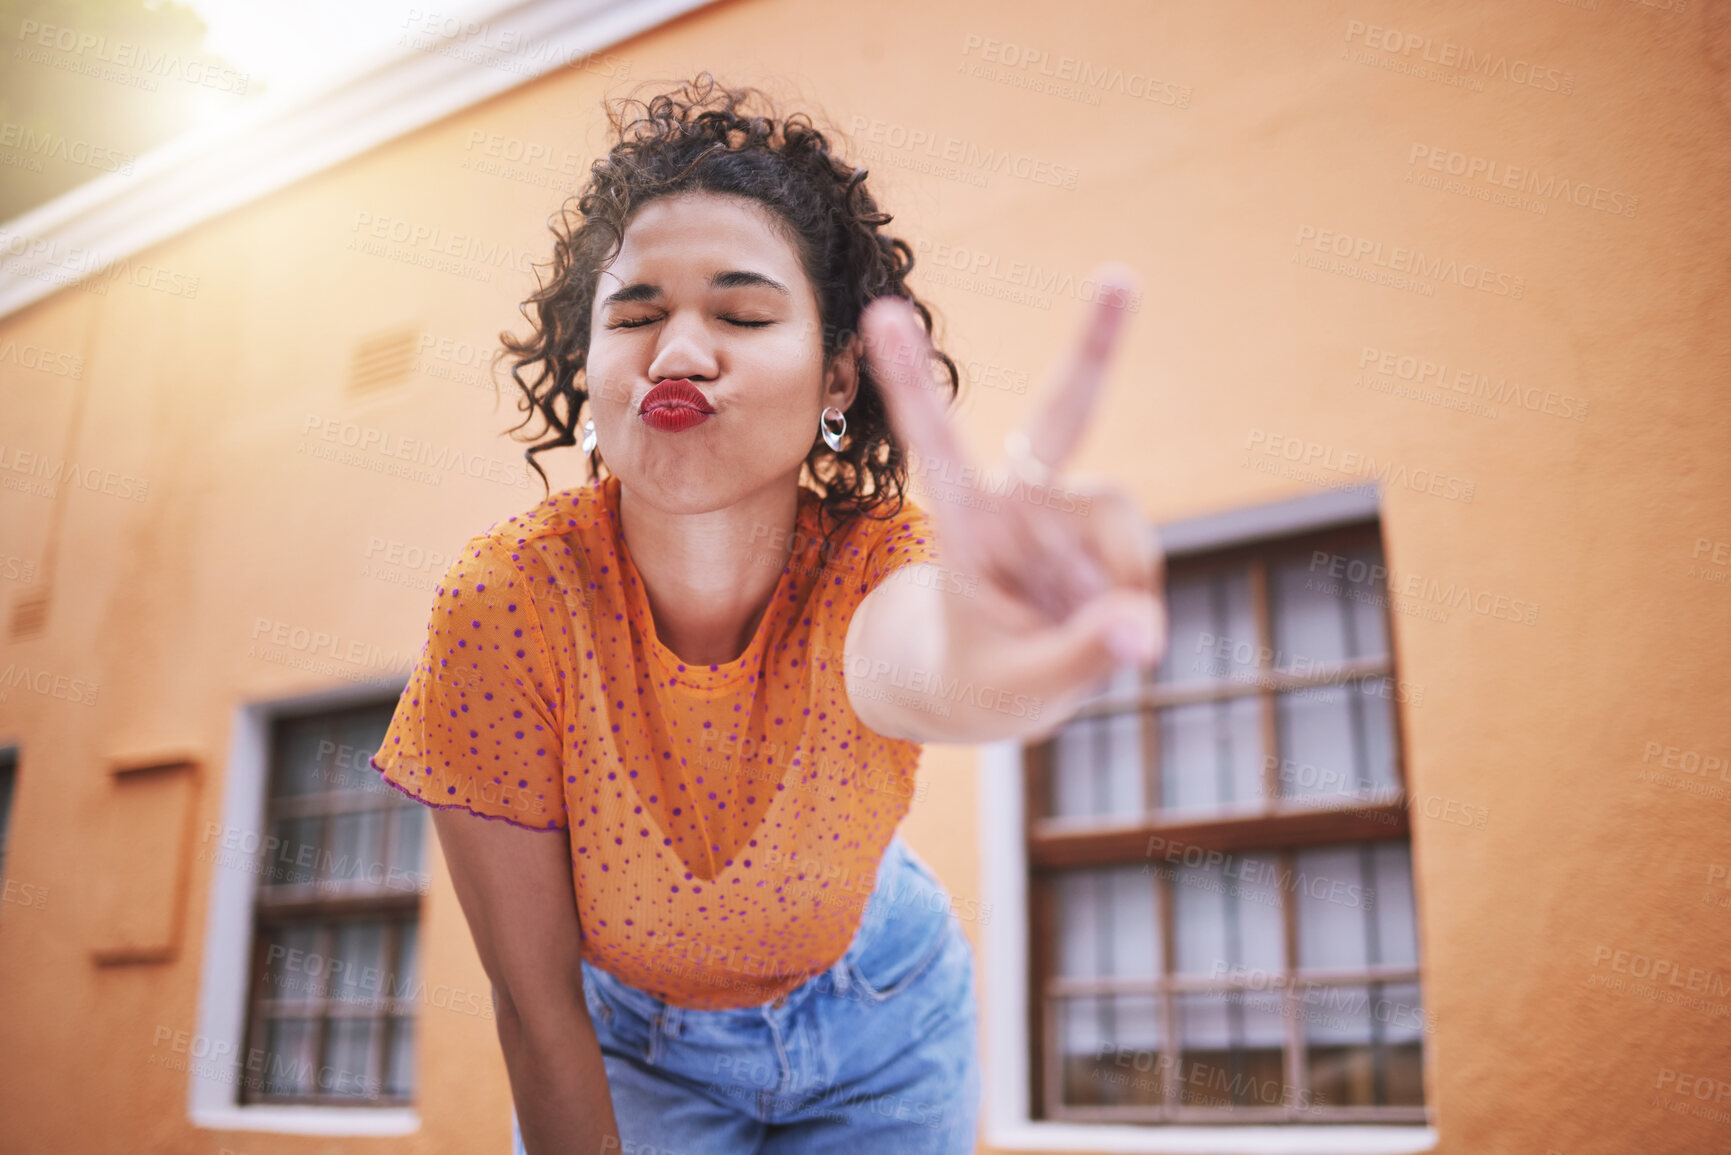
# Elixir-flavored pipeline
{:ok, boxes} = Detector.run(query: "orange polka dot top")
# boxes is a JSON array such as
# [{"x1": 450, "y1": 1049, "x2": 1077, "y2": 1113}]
[{"x1": 371, "y1": 474, "x2": 941, "y2": 1009}]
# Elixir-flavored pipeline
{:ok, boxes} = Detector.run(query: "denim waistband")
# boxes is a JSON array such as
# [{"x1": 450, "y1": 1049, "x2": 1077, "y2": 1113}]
[{"x1": 582, "y1": 832, "x2": 938, "y2": 1024}]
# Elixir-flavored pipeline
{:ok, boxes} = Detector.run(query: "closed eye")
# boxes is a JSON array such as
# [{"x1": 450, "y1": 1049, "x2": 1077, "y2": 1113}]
[{"x1": 605, "y1": 315, "x2": 773, "y2": 330}]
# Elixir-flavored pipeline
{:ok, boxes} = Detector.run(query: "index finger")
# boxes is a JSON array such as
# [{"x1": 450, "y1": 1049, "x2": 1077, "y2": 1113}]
[
  {"x1": 1021, "y1": 262, "x2": 1140, "y2": 473},
  {"x1": 859, "y1": 297, "x2": 976, "y2": 514}
]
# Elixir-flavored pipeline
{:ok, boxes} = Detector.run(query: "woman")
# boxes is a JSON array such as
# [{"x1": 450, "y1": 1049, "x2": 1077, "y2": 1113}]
[{"x1": 370, "y1": 75, "x2": 1165, "y2": 1153}]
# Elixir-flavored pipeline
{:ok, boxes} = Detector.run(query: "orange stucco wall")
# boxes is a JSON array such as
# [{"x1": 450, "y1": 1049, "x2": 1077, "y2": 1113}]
[{"x1": 1, "y1": 1, "x2": 1729, "y2": 1152}]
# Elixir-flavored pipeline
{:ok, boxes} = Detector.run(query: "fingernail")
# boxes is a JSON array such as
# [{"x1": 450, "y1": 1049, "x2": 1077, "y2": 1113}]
[{"x1": 1108, "y1": 620, "x2": 1149, "y2": 666}]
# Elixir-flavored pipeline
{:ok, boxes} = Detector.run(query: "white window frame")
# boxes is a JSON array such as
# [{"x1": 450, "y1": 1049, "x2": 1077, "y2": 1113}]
[
  {"x1": 975, "y1": 486, "x2": 1440, "y2": 1154},
  {"x1": 189, "y1": 680, "x2": 417, "y2": 1136}
]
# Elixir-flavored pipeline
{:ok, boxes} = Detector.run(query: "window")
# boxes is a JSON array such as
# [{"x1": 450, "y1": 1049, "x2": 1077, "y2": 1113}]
[
  {"x1": 1025, "y1": 519, "x2": 1427, "y2": 1124},
  {"x1": 0, "y1": 746, "x2": 15, "y2": 881},
  {"x1": 237, "y1": 702, "x2": 429, "y2": 1106}
]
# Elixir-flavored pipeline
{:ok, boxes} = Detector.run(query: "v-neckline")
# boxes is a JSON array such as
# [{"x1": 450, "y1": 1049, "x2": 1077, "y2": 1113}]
[{"x1": 597, "y1": 477, "x2": 826, "y2": 882}]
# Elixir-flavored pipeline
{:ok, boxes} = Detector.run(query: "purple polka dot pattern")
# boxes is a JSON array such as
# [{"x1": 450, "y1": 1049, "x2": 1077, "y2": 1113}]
[{"x1": 371, "y1": 475, "x2": 941, "y2": 1009}]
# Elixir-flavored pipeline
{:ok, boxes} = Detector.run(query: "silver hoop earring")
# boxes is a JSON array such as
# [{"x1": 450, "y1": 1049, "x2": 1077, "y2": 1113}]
[
  {"x1": 581, "y1": 418, "x2": 597, "y2": 454},
  {"x1": 820, "y1": 406, "x2": 846, "y2": 452}
]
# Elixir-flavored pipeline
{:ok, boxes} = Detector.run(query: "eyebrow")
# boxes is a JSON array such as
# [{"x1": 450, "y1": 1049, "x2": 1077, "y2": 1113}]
[
  {"x1": 600, "y1": 270, "x2": 791, "y2": 308},
  {"x1": 710, "y1": 270, "x2": 790, "y2": 294}
]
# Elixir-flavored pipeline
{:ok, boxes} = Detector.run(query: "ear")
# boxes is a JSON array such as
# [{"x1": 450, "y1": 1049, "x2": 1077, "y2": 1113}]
[{"x1": 822, "y1": 332, "x2": 863, "y2": 413}]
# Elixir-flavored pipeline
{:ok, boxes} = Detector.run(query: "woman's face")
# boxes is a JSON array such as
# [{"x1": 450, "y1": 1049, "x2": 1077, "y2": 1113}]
[{"x1": 584, "y1": 191, "x2": 856, "y2": 514}]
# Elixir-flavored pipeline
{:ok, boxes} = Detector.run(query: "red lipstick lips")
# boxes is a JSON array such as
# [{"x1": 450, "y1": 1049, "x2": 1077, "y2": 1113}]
[{"x1": 638, "y1": 379, "x2": 715, "y2": 433}]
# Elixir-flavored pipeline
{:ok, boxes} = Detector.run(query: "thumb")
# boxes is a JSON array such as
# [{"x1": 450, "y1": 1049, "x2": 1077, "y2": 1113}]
[{"x1": 1016, "y1": 587, "x2": 1163, "y2": 701}]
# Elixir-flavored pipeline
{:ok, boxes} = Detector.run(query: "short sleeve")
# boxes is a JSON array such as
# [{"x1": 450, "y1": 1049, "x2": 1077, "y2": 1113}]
[
  {"x1": 857, "y1": 499, "x2": 942, "y2": 596},
  {"x1": 371, "y1": 536, "x2": 569, "y2": 831}
]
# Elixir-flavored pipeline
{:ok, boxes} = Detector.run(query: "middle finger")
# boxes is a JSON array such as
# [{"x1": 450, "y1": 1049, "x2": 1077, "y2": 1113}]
[{"x1": 1019, "y1": 263, "x2": 1140, "y2": 474}]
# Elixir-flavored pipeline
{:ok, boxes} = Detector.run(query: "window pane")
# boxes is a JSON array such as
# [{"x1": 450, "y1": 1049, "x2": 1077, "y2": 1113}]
[
  {"x1": 1175, "y1": 990, "x2": 1289, "y2": 1108},
  {"x1": 272, "y1": 705, "x2": 396, "y2": 798},
  {"x1": 1303, "y1": 981, "x2": 1425, "y2": 1107},
  {"x1": 271, "y1": 720, "x2": 328, "y2": 798},
  {"x1": 261, "y1": 1018, "x2": 316, "y2": 1096},
  {"x1": 1050, "y1": 724, "x2": 1093, "y2": 818},
  {"x1": 320, "y1": 1017, "x2": 380, "y2": 1099},
  {"x1": 1171, "y1": 856, "x2": 1283, "y2": 977},
  {"x1": 1055, "y1": 867, "x2": 1160, "y2": 978},
  {"x1": 1270, "y1": 545, "x2": 1389, "y2": 668},
  {"x1": 323, "y1": 808, "x2": 387, "y2": 890},
  {"x1": 1049, "y1": 703, "x2": 1145, "y2": 820},
  {"x1": 1370, "y1": 842, "x2": 1420, "y2": 969},
  {"x1": 1294, "y1": 845, "x2": 1374, "y2": 970},
  {"x1": 1275, "y1": 681, "x2": 1396, "y2": 800},
  {"x1": 263, "y1": 923, "x2": 322, "y2": 1002},
  {"x1": 330, "y1": 922, "x2": 386, "y2": 1003},
  {"x1": 1294, "y1": 842, "x2": 1419, "y2": 971},
  {"x1": 1158, "y1": 697, "x2": 1264, "y2": 814},
  {"x1": 328, "y1": 708, "x2": 393, "y2": 793},
  {"x1": 383, "y1": 1017, "x2": 417, "y2": 1098},
  {"x1": 267, "y1": 815, "x2": 322, "y2": 888},
  {"x1": 0, "y1": 748, "x2": 17, "y2": 875},
  {"x1": 1058, "y1": 995, "x2": 1164, "y2": 1106},
  {"x1": 394, "y1": 921, "x2": 420, "y2": 998},
  {"x1": 388, "y1": 805, "x2": 428, "y2": 891},
  {"x1": 1159, "y1": 568, "x2": 1256, "y2": 686}
]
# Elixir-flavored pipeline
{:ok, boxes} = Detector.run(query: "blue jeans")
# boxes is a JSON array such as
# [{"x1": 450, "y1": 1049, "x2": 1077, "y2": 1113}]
[{"x1": 511, "y1": 834, "x2": 981, "y2": 1153}]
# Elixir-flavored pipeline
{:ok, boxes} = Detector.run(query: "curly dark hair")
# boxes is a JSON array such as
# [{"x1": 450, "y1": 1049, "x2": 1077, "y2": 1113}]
[{"x1": 496, "y1": 72, "x2": 958, "y2": 536}]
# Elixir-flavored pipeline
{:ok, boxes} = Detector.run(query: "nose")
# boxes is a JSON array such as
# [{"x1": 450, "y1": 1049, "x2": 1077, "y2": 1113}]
[{"x1": 645, "y1": 309, "x2": 719, "y2": 383}]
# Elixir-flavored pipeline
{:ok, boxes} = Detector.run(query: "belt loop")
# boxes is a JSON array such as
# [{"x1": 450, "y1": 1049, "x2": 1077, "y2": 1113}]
[{"x1": 661, "y1": 1004, "x2": 682, "y2": 1039}]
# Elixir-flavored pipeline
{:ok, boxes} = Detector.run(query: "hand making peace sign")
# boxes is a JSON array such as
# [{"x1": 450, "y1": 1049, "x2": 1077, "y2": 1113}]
[{"x1": 857, "y1": 265, "x2": 1168, "y2": 715}]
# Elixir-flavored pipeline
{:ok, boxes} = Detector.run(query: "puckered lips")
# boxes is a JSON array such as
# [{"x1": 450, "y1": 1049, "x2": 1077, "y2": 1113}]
[{"x1": 638, "y1": 378, "x2": 715, "y2": 433}]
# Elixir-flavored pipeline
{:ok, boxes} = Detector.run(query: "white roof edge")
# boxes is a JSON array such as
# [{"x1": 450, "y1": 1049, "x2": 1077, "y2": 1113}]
[{"x1": 0, "y1": 0, "x2": 723, "y2": 321}]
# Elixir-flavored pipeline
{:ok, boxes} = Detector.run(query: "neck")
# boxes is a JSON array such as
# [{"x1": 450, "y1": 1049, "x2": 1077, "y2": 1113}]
[{"x1": 616, "y1": 473, "x2": 802, "y2": 666}]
